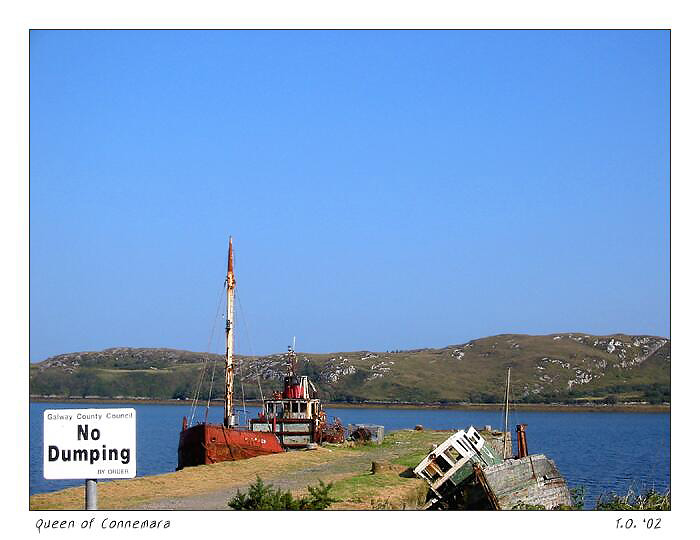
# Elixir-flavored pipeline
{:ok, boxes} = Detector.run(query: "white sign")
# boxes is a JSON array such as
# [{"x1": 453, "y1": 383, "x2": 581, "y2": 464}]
[{"x1": 43, "y1": 408, "x2": 136, "y2": 480}]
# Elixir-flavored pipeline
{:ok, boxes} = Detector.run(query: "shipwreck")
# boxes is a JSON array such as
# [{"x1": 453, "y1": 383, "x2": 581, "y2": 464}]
[
  {"x1": 414, "y1": 369, "x2": 572, "y2": 510},
  {"x1": 413, "y1": 424, "x2": 571, "y2": 510},
  {"x1": 414, "y1": 424, "x2": 571, "y2": 510}
]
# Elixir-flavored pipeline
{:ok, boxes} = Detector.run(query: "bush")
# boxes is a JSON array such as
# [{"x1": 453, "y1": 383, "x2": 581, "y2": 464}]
[
  {"x1": 595, "y1": 489, "x2": 670, "y2": 511},
  {"x1": 228, "y1": 476, "x2": 338, "y2": 510},
  {"x1": 567, "y1": 486, "x2": 586, "y2": 510}
]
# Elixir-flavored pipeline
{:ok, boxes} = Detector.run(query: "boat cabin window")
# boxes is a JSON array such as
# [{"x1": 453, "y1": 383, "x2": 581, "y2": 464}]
[
  {"x1": 266, "y1": 403, "x2": 283, "y2": 417},
  {"x1": 434, "y1": 455, "x2": 453, "y2": 473},
  {"x1": 424, "y1": 463, "x2": 441, "y2": 481},
  {"x1": 292, "y1": 402, "x2": 299, "y2": 413},
  {"x1": 446, "y1": 446, "x2": 462, "y2": 462}
]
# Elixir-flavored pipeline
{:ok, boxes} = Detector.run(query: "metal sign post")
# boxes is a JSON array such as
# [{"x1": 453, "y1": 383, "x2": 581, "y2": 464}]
[
  {"x1": 85, "y1": 479, "x2": 97, "y2": 510},
  {"x1": 43, "y1": 408, "x2": 136, "y2": 510}
]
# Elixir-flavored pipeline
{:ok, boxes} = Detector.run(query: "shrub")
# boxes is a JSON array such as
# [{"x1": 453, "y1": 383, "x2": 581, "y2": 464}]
[
  {"x1": 568, "y1": 485, "x2": 586, "y2": 509},
  {"x1": 228, "y1": 476, "x2": 337, "y2": 510},
  {"x1": 595, "y1": 489, "x2": 670, "y2": 511},
  {"x1": 304, "y1": 479, "x2": 339, "y2": 509}
]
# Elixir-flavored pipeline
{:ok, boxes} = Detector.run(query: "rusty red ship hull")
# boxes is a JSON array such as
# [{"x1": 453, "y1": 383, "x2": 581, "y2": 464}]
[{"x1": 177, "y1": 423, "x2": 285, "y2": 469}]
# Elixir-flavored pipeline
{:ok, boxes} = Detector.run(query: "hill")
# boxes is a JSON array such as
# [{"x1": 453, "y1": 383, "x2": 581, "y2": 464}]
[{"x1": 29, "y1": 333, "x2": 670, "y2": 404}]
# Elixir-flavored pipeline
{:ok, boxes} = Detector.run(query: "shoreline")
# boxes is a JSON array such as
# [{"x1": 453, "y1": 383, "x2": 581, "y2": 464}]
[{"x1": 29, "y1": 396, "x2": 670, "y2": 413}]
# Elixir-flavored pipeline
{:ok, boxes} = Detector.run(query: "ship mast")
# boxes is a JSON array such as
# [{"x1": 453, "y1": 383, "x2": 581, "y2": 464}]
[{"x1": 224, "y1": 237, "x2": 236, "y2": 428}]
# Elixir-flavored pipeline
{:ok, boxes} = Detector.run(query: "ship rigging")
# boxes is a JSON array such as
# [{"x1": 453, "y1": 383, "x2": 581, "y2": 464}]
[{"x1": 177, "y1": 237, "x2": 343, "y2": 470}]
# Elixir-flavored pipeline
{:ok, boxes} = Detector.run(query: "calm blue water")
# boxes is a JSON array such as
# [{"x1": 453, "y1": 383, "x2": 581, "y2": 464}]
[{"x1": 30, "y1": 402, "x2": 670, "y2": 508}]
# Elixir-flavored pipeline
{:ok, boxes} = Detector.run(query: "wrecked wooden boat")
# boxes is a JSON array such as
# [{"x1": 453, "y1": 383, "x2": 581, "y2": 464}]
[{"x1": 414, "y1": 424, "x2": 572, "y2": 510}]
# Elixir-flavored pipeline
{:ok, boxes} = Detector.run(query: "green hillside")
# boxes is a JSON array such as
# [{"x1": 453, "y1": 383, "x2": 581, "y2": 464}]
[{"x1": 29, "y1": 333, "x2": 670, "y2": 404}]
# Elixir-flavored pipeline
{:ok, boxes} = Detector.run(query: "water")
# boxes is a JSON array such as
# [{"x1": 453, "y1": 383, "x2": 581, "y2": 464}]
[{"x1": 30, "y1": 401, "x2": 670, "y2": 508}]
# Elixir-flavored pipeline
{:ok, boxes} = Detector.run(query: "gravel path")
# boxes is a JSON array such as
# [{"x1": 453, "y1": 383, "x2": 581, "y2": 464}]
[{"x1": 134, "y1": 446, "x2": 405, "y2": 510}]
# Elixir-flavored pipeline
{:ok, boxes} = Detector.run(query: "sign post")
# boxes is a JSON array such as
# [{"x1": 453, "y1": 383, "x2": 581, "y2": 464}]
[
  {"x1": 43, "y1": 408, "x2": 136, "y2": 509},
  {"x1": 85, "y1": 479, "x2": 97, "y2": 510}
]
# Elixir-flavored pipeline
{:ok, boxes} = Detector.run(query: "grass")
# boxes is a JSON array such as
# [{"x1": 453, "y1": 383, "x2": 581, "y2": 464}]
[
  {"x1": 327, "y1": 430, "x2": 447, "y2": 509},
  {"x1": 392, "y1": 449, "x2": 433, "y2": 468},
  {"x1": 322, "y1": 472, "x2": 398, "y2": 501},
  {"x1": 329, "y1": 466, "x2": 428, "y2": 510}
]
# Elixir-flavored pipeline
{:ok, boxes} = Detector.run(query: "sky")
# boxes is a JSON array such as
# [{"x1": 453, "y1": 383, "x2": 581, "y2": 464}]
[{"x1": 29, "y1": 30, "x2": 670, "y2": 362}]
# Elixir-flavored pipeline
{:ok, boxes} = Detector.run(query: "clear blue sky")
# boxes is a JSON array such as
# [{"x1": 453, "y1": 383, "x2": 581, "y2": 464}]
[{"x1": 29, "y1": 30, "x2": 670, "y2": 362}]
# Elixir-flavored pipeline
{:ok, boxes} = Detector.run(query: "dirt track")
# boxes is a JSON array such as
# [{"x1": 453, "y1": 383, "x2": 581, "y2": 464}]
[{"x1": 135, "y1": 444, "x2": 408, "y2": 510}]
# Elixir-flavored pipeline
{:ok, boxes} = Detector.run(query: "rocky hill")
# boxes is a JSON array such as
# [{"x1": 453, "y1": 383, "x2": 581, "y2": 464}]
[{"x1": 30, "y1": 333, "x2": 670, "y2": 404}]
